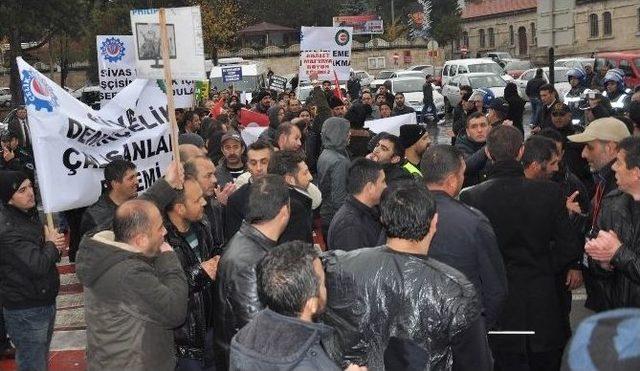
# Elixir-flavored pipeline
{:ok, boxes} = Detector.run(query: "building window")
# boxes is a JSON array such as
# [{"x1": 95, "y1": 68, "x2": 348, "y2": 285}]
[
  {"x1": 603, "y1": 12, "x2": 612, "y2": 36},
  {"x1": 488, "y1": 28, "x2": 495, "y2": 47},
  {"x1": 479, "y1": 29, "x2": 486, "y2": 48},
  {"x1": 509, "y1": 25, "x2": 514, "y2": 45},
  {"x1": 367, "y1": 57, "x2": 385, "y2": 70},
  {"x1": 530, "y1": 22, "x2": 536, "y2": 44},
  {"x1": 463, "y1": 31, "x2": 469, "y2": 47},
  {"x1": 589, "y1": 13, "x2": 599, "y2": 37}
]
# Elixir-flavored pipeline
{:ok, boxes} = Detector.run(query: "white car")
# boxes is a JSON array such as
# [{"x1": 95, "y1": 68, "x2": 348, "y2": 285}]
[
  {"x1": 0, "y1": 88, "x2": 11, "y2": 108},
  {"x1": 442, "y1": 58, "x2": 513, "y2": 86},
  {"x1": 514, "y1": 67, "x2": 571, "y2": 101},
  {"x1": 406, "y1": 64, "x2": 435, "y2": 76},
  {"x1": 369, "y1": 70, "x2": 396, "y2": 90},
  {"x1": 390, "y1": 77, "x2": 445, "y2": 120},
  {"x1": 353, "y1": 70, "x2": 373, "y2": 87},
  {"x1": 554, "y1": 58, "x2": 594, "y2": 70},
  {"x1": 441, "y1": 72, "x2": 507, "y2": 110}
]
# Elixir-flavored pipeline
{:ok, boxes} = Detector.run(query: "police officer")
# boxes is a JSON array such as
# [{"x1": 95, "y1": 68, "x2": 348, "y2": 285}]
[
  {"x1": 602, "y1": 68, "x2": 632, "y2": 116},
  {"x1": 565, "y1": 68, "x2": 587, "y2": 126}
]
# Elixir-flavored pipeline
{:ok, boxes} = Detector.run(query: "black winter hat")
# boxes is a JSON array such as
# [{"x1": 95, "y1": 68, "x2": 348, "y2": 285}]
[
  {"x1": 255, "y1": 90, "x2": 271, "y2": 102},
  {"x1": 0, "y1": 171, "x2": 29, "y2": 204},
  {"x1": 328, "y1": 94, "x2": 345, "y2": 109},
  {"x1": 399, "y1": 124, "x2": 427, "y2": 149},
  {"x1": 488, "y1": 97, "x2": 510, "y2": 115},
  {"x1": 345, "y1": 103, "x2": 372, "y2": 129}
]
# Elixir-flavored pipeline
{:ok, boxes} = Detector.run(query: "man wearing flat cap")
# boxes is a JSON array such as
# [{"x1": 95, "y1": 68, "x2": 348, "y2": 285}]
[{"x1": 0, "y1": 171, "x2": 66, "y2": 370}]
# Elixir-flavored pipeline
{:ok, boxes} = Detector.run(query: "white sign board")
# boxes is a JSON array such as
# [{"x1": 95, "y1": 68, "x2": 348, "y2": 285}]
[
  {"x1": 97, "y1": 35, "x2": 137, "y2": 107},
  {"x1": 17, "y1": 57, "x2": 173, "y2": 213},
  {"x1": 130, "y1": 6, "x2": 206, "y2": 80},
  {"x1": 365, "y1": 113, "x2": 417, "y2": 136},
  {"x1": 299, "y1": 26, "x2": 353, "y2": 82}
]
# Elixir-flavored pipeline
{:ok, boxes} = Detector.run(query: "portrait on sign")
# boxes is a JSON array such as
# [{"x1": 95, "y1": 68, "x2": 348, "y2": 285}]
[{"x1": 135, "y1": 23, "x2": 177, "y2": 61}]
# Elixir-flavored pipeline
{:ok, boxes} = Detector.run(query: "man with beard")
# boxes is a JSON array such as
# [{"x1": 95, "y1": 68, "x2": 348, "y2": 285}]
[
  {"x1": 399, "y1": 124, "x2": 430, "y2": 177},
  {"x1": 252, "y1": 91, "x2": 272, "y2": 114},
  {"x1": 367, "y1": 132, "x2": 410, "y2": 183},
  {"x1": 275, "y1": 122, "x2": 302, "y2": 152},
  {"x1": 392, "y1": 92, "x2": 415, "y2": 116},
  {"x1": 548, "y1": 103, "x2": 592, "y2": 188},
  {"x1": 455, "y1": 112, "x2": 490, "y2": 187}
]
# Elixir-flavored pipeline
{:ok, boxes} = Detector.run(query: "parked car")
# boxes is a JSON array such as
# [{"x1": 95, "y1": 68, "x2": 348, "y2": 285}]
[
  {"x1": 406, "y1": 64, "x2": 435, "y2": 76},
  {"x1": 354, "y1": 70, "x2": 373, "y2": 87},
  {"x1": 554, "y1": 57, "x2": 594, "y2": 70},
  {"x1": 442, "y1": 58, "x2": 512, "y2": 86},
  {"x1": 389, "y1": 77, "x2": 445, "y2": 120},
  {"x1": 72, "y1": 85, "x2": 101, "y2": 109},
  {"x1": 503, "y1": 60, "x2": 534, "y2": 79},
  {"x1": 0, "y1": 88, "x2": 11, "y2": 108},
  {"x1": 369, "y1": 70, "x2": 396, "y2": 90},
  {"x1": 514, "y1": 67, "x2": 571, "y2": 101},
  {"x1": 594, "y1": 51, "x2": 640, "y2": 88},
  {"x1": 483, "y1": 52, "x2": 517, "y2": 67},
  {"x1": 441, "y1": 72, "x2": 507, "y2": 111}
]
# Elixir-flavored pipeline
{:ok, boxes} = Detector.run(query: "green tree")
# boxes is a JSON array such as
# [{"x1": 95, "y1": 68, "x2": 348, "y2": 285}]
[{"x1": 430, "y1": 0, "x2": 462, "y2": 45}]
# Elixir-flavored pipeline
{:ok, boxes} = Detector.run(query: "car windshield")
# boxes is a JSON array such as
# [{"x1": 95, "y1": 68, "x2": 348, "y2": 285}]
[
  {"x1": 377, "y1": 71, "x2": 394, "y2": 79},
  {"x1": 505, "y1": 61, "x2": 533, "y2": 70},
  {"x1": 495, "y1": 52, "x2": 512, "y2": 59},
  {"x1": 468, "y1": 75, "x2": 507, "y2": 88},
  {"x1": 393, "y1": 79, "x2": 423, "y2": 93},
  {"x1": 356, "y1": 72, "x2": 368, "y2": 79},
  {"x1": 550, "y1": 68, "x2": 569, "y2": 82},
  {"x1": 468, "y1": 63, "x2": 504, "y2": 75},
  {"x1": 398, "y1": 71, "x2": 425, "y2": 78}
]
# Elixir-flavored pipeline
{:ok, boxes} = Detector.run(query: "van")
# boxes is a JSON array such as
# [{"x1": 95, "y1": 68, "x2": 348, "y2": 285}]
[
  {"x1": 594, "y1": 51, "x2": 640, "y2": 88},
  {"x1": 209, "y1": 61, "x2": 268, "y2": 93},
  {"x1": 441, "y1": 58, "x2": 510, "y2": 86}
]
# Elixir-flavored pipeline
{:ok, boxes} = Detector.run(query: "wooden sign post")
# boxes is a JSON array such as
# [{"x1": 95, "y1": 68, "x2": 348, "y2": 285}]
[{"x1": 158, "y1": 8, "x2": 181, "y2": 164}]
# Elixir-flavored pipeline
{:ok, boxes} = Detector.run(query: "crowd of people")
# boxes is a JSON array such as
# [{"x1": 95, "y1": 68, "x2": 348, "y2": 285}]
[{"x1": 1, "y1": 62, "x2": 640, "y2": 371}]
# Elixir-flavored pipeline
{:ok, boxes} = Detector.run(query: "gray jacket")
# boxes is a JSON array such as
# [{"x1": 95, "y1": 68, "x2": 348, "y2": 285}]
[
  {"x1": 77, "y1": 230, "x2": 188, "y2": 371},
  {"x1": 317, "y1": 117, "x2": 351, "y2": 226}
]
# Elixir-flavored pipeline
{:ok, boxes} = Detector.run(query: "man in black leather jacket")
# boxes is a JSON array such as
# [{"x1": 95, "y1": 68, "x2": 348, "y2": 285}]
[
  {"x1": 214, "y1": 175, "x2": 291, "y2": 369},
  {"x1": 165, "y1": 179, "x2": 220, "y2": 370}
]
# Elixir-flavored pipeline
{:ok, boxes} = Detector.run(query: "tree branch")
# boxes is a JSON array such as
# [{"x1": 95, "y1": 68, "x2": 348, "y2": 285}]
[{"x1": 23, "y1": 29, "x2": 57, "y2": 52}]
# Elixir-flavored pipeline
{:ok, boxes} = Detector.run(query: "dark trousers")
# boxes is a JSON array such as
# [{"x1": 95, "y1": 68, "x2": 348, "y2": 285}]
[
  {"x1": 493, "y1": 348, "x2": 562, "y2": 371},
  {"x1": 63, "y1": 207, "x2": 86, "y2": 262},
  {"x1": 176, "y1": 329, "x2": 216, "y2": 371},
  {"x1": 0, "y1": 309, "x2": 9, "y2": 350},
  {"x1": 3, "y1": 304, "x2": 56, "y2": 371}
]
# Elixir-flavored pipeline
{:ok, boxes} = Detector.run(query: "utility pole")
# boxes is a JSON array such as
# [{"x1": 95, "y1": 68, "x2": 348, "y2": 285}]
[{"x1": 391, "y1": 0, "x2": 395, "y2": 25}]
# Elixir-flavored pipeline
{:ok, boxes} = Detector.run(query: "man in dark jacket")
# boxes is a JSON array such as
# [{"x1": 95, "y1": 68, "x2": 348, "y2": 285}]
[
  {"x1": 460, "y1": 125, "x2": 582, "y2": 371},
  {"x1": 251, "y1": 90, "x2": 272, "y2": 114},
  {"x1": 0, "y1": 171, "x2": 64, "y2": 370},
  {"x1": 455, "y1": 112, "x2": 490, "y2": 187},
  {"x1": 422, "y1": 145, "x2": 507, "y2": 329},
  {"x1": 268, "y1": 150, "x2": 314, "y2": 243},
  {"x1": 77, "y1": 199, "x2": 188, "y2": 370},
  {"x1": 165, "y1": 179, "x2": 221, "y2": 370},
  {"x1": 367, "y1": 132, "x2": 412, "y2": 183},
  {"x1": 7, "y1": 106, "x2": 30, "y2": 149},
  {"x1": 538, "y1": 84, "x2": 559, "y2": 130},
  {"x1": 451, "y1": 85, "x2": 475, "y2": 141},
  {"x1": 487, "y1": 97, "x2": 510, "y2": 127},
  {"x1": 317, "y1": 117, "x2": 351, "y2": 236},
  {"x1": 1, "y1": 130, "x2": 34, "y2": 176},
  {"x1": 230, "y1": 241, "x2": 347, "y2": 371},
  {"x1": 347, "y1": 72, "x2": 361, "y2": 101},
  {"x1": 421, "y1": 75, "x2": 436, "y2": 123},
  {"x1": 327, "y1": 158, "x2": 386, "y2": 251},
  {"x1": 585, "y1": 136, "x2": 640, "y2": 309},
  {"x1": 391, "y1": 92, "x2": 415, "y2": 116},
  {"x1": 323, "y1": 181, "x2": 492, "y2": 370},
  {"x1": 568, "y1": 117, "x2": 631, "y2": 311},
  {"x1": 548, "y1": 103, "x2": 592, "y2": 188},
  {"x1": 526, "y1": 68, "x2": 546, "y2": 126},
  {"x1": 214, "y1": 175, "x2": 291, "y2": 368},
  {"x1": 215, "y1": 131, "x2": 246, "y2": 188}
]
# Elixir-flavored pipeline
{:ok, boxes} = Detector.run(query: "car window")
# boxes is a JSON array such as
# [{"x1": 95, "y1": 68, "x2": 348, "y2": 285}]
[
  {"x1": 377, "y1": 71, "x2": 394, "y2": 79},
  {"x1": 521, "y1": 70, "x2": 534, "y2": 80},
  {"x1": 443, "y1": 65, "x2": 450, "y2": 76},
  {"x1": 505, "y1": 61, "x2": 533, "y2": 70},
  {"x1": 451, "y1": 65, "x2": 458, "y2": 76},
  {"x1": 468, "y1": 63, "x2": 504, "y2": 75},
  {"x1": 468, "y1": 75, "x2": 507, "y2": 88},
  {"x1": 458, "y1": 65, "x2": 469, "y2": 74},
  {"x1": 393, "y1": 79, "x2": 424, "y2": 93}
]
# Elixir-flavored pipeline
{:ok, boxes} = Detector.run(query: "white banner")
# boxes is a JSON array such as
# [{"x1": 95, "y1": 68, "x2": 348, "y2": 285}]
[
  {"x1": 97, "y1": 35, "x2": 137, "y2": 107},
  {"x1": 299, "y1": 26, "x2": 353, "y2": 82},
  {"x1": 130, "y1": 6, "x2": 206, "y2": 80},
  {"x1": 17, "y1": 57, "x2": 173, "y2": 213},
  {"x1": 172, "y1": 80, "x2": 195, "y2": 108},
  {"x1": 365, "y1": 113, "x2": 417, "y2": 136}
]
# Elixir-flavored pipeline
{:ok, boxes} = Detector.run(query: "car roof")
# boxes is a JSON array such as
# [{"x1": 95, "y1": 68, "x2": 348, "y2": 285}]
[
  {"x1": 445, "y1": 58, "x2": 496, "y2": 65},
  {"x1": 390, "y1": 76, "x2": 424, "y2": 82},
  {"x1": 596, "y1": 51, "x2": 640, "y2": 58}
]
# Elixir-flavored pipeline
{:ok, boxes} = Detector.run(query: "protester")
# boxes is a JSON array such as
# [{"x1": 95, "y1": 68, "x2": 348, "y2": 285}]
[
  {"x1": 455, "y1": 112, "x2": 490, "y2": 187},
  {"x1": 274, "y1": 122, "x2": 302, "y2": 152},
  {"x1": 460, "y1": 125, "x2": 582, "y2": 370},
  {"x1": 398, "y1": 123, "x2": 430, "y2": 177},
  {"x1": 7, "y1": 106, "x2": 30, "y2": 149},
  {"x1": 422, "y1": 145, "x2": 507, "y2": 329},
  {"x1": 0, "y1": 171, "x2": 64, "y2": 370},
  {"x1": 378, "y1": 102, "x2": 392, "y2": 118},
  {"x1": 251, "y1": 91, "x2": 272, "y2": 114},
  {"x1": 347, "y1": 71, "x2": 361, "y2": 101},
  {"x1": 77, "y1": 199, "x2": 188, "y2": 370},
  {"x1": 367, "y1": 132, "x2": 411, "y2": 182},
  {"x1": 504, "y1": 82, "x2": 525, "y2": 133},
  {"x1": 359, "y1": 91, "x2": 380, "y2": 120},
  {"x1": 260, "y1": 106, "x2": 286, "y2": 145},
  {"x1": 344, "y1": 103, "x2": 373, "y2": 158},
  {"x1": 538, "y1": 84, "x2": 560, "y2": 130},
  {"x1": 452, "y1": 85, "x2": 475, "y2": 141},
  {"x1": 225, "y1": 140, "x2": 273, "y2": 240},
  {"x1": 214, "y1": 175, "x2": 291, "y2": 368},
  {"x1": 548, "y1": 102, "x2": 592, "y2": 187},
  {"x1": 267, "y1": 150, "x2": 314, "y2": 243},
  {"x1": 0, "y1": 130, "x2": 34, "y2": 176},
  {"x1": 323, "y1": 180, "x2": 492, "y2": 370},
  {"x1": 421, "y1": 74, "x2": 436, "y2": 123},
  {"x1": 568, "y1": 117, "x2": 632, "y2": 312},
  {"x1": 179, "y1": 132, "x2": 206, "y2": 149},
  {"x1": 391, "y1": 92, "x2": 415, "y2": 116},
  {"x1": 526, "y1": 68, "x2": 546, "y2": 126},
  {"x1": 164, "y1": 179, "x2": 219, "y2": 370},
  {"x1": 181, "y1": 110, "x2": 202, "y2": 135},
  {"x1": 584, "y1": 136, "x2": 640, "y2": 309},
  {"x1": 487, "y1": 97, "x2": 510, "y2": 127},
  {"x1": 215, "y1": 131, "x2": 246, "y2": 188},
  {"x1": 327, "y1": 158, "x2": 386, "y2": 251},
  {"x1": 317, "y1": 117, "x2": 351, "y2": 236},
  {"x1": 377, "y1": 82, "x2": 395, "y2": 108}
]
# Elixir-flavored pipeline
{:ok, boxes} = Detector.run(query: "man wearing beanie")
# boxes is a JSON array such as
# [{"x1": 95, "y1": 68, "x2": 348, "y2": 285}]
[
  {"x1": 345, "y1": 103, "x2": 374, "y2": 158},
  {"x1": 399, "y1": 124, "x2": 431, "y2": 177},
  {"x1": 328, "y1": 94, "x2": 346, "y2": 117},
  {"x1": 0, "y1": 171, "x2": 66, "y2": 370}
]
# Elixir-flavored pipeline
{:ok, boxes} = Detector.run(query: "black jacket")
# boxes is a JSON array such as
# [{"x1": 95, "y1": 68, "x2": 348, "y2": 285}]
[
  {"x1": 0, "y1": 205, "x2": 60, "y2": 309},
  {"x1": 205, "y1": 197, "x2": 226, "y2": 249},
  {"x1": 327, "y1": 196, "x2": 383, "y2": 251},
  {"x1": 505, "y1": 94, "x2": 526, "y2": 133},
  {"x1": 164, "y1": 218, "x2": 218, "y2": 362},
  {"x1": 279, "y1": 187, "x2": 314, "y2": 244},
  {"x1": 460, "y1": 160, "x2": 582, "y2": 353},
  {"x1": 540, "y1": 99, "x2": 557, "y2": 130},
  {"x1": 322, "y1": 246, "x2": 492, "y2": 370},
  {"x1": 525, "y1": 77, "x2": 546, "y2": 99},
  {"x1": 347, "y1": 78, "x2": 361, "y2": 100},
  {"x1": 589, "y1": 190, "x2": 640, "y2": 309},
  {"x1": 391, "y1": 105, "x2": 415, "y2": 116},
  {"x1": 214, "y1": 222, "x2": 277, "y2": 367},
  {"x1": 556, "y1": 124, "x2": 592, "y2": 191},
  {"x1": 454, "y1": 135, "x2": 488, "y2": 188},
  {"x1": 224, "y1": 182, "x2": 250, "y2": 241},
  {"x1": 230, "y1": 309, "x2": 340, "y2": 371},
  {"x1": 429, "y1": 191, "x2": 507, "y2": 328},
  {"x1": 422, "y1": 82, "x2": 434, "y2": 105}
]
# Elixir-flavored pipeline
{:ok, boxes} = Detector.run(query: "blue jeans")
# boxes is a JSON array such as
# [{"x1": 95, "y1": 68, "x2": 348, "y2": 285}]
[
  {"x1": 529, "y1": 97, "x2": 542, "y2": 126},
  {"x1": 421, "y1": 102, "x2": 437, "y2": 123},
  {"x1": 3, "y1": 304, "x2": 56, "y2": 371}
]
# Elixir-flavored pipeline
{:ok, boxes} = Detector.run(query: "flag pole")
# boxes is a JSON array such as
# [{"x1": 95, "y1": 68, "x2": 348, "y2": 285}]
[{"x1": 159, "y1": 8, "x2": 181, "y2": 164}]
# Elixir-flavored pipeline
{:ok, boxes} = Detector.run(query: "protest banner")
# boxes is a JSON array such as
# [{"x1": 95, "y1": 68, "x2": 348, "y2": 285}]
[
  {"x1": 332, "y1": 15, "x2": 383, "y2": 35},
  {"x1": 97, "y1": 35, "x2": 136, "y2": 106},
  {"x1": 365, "y1": 113, "x2": 417, "y2": 136},
  {"x1": 269, "y1": 75, "x2": 288, "y2": 92},
  {"x1": 299, "y1": 26, "x2": 353, "y2": 82},
  {"x1": 17, "y1": 57, "x2": 173, "y2": 213},
  {"x1": 222, "y1": 66, "x2": 242, "y2": 83}
]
